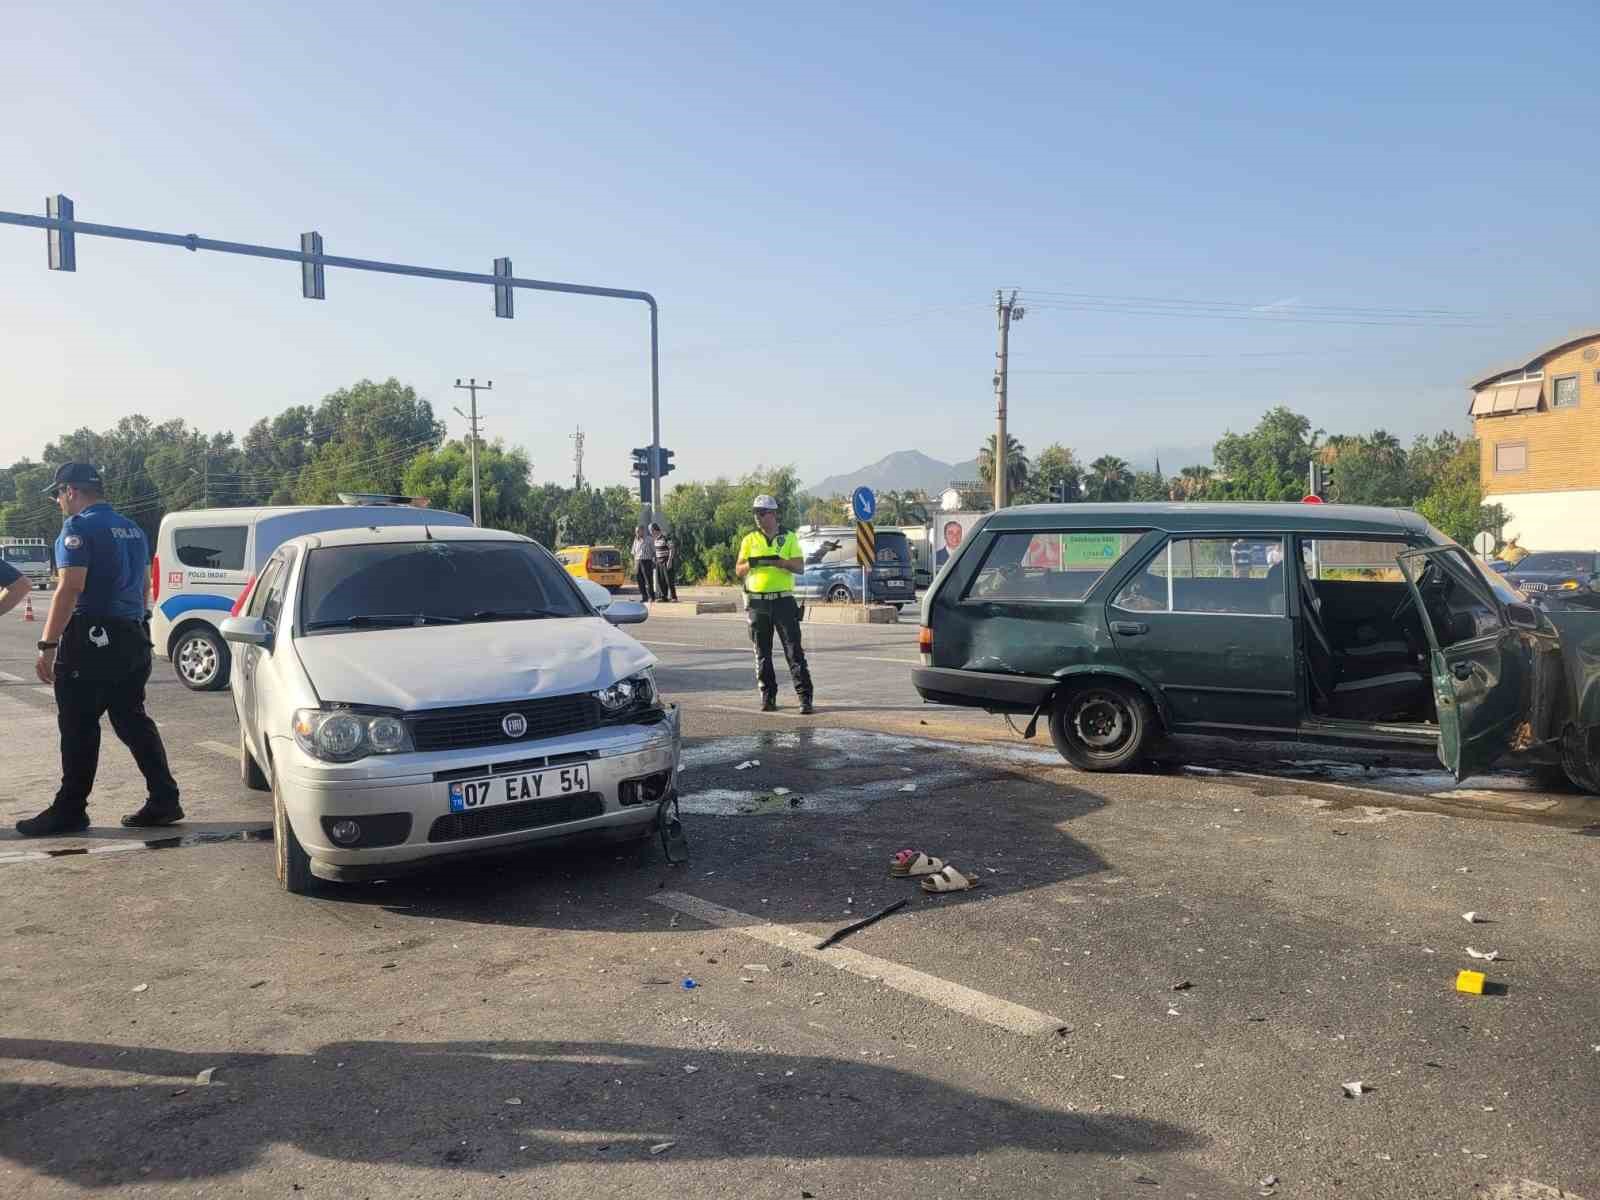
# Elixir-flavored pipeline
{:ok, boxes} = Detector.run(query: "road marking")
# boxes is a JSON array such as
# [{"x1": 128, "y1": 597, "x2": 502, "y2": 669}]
[
  {"x1": 639, "y1": 640, "x2": 711, "y2": 648},
  {"x1": 0, "y1": 827, "x2": 273, "y2": 867},
  {"x1": 649, "y1": 891, "x2": 1066, "y2": 1037},
  {"x1": 0, "y1": 670, "x2": 29, "y2": 684},
  {"x1": 849, "y1": 656, "x2": 919, "y2": 665},
  {"x1": 198, "y1": 740, "x2": 236, "y2": 758}
]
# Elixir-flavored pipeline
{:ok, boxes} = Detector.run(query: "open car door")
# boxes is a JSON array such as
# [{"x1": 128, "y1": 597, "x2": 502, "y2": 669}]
[{"x1": 1397, "y1": 546, "x2": 1528, "y2": 782}]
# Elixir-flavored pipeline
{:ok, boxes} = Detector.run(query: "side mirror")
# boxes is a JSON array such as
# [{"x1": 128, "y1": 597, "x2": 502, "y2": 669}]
[
  {"x1": 604, "y1": 600, "x2": 648, "y2": 626},
  {"x1": 220, "y1": 615, "x2": 272, "y2": 647},
  {"x1": 1505, "y1": 602, "x2": 1540, "y2": 631}
]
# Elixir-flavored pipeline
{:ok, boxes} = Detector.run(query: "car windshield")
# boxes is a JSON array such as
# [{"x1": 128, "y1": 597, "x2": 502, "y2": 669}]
[
  {"x1": 299, "y1": 540, "x2": 587, "y2": 632},
  {"x1": 1517, "y1": 553, "x2": 1594, "y2": 574},
  {"x1": 3, "y1": 546, "x2": 47, "y2": 562}
]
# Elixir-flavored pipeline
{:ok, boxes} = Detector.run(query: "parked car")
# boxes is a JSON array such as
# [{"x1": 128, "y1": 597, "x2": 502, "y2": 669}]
[
  {"x1": 555, "y1": 545, "x2": 627, "y2": 592},
  {"x1": 152, "y1": 502, "x2": 471, "y2": 692},
  {"x1": 1504, "y1": 551, "x2": 1600, "y2": 612},
  {"x1": 913, "y1": 502, "x2": 1600, "y2": 792},
  {"x1": 221, "y1": 525, "x2": 679, "y2": 894},
  {"x1": 794, "y1": 526, "x2": 916, "y2": 609}
]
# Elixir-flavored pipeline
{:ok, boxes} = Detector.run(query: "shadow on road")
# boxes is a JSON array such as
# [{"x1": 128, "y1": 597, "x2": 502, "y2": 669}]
[{"x1": 0, "y1": 1036, "x2": 1207, "y2": 1187}]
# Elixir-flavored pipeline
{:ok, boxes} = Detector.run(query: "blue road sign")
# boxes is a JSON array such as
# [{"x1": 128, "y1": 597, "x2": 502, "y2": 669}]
[{"x1": 851, "y1": 487, "x2": 876, "y2": 523}]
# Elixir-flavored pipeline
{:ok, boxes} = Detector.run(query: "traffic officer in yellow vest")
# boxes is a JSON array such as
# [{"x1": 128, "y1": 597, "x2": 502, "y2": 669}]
[{"x1": 736, "y1": 494, "x2": 815, "y2": 714}]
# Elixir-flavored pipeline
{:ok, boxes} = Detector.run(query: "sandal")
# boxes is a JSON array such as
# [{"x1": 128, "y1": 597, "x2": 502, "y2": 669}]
[
  {"x1": 889, "y1": 850, "x2": 946, "y2": 878},
  {"x1": 920, "y1": 865, "x2": 981, "y2": 893}
]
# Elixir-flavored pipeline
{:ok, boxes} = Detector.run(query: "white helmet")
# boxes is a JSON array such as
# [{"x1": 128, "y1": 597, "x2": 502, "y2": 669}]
[{"x1": 751, "y1": 494, "x2": 778, "y2": 512}]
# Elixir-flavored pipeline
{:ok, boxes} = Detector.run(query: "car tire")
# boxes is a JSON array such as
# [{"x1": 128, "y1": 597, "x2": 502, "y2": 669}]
[
  {"x1": 240, "y1": 724, "x2": 269, "y2": 792},
  {"x1": 273, "y1": 770, "x2": 319, "y2": 896},
  {"x1": 173, "y1": 627, "x2": 230, "y2": 691},
  {"x1": 1559, "y1": 724, "x2": 1600, "y2": 795},
  {"x1": 1049, "y1": 680, "x2": 1155, "y2": 773},
  {"x1": 827, "y1": 584, "x2": 852, "y2": 604}
]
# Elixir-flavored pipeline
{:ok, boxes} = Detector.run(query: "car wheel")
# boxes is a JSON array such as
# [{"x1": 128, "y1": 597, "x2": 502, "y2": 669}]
[
  {"x1": 272, "y1": 770, "x2": 319, "y2": 895},
  {"x1": 1559, "y1": 724, "x2": 1600, "y2": 795},
  {"x1": 1049, "y1": 680, "x2": 1155, "y2": 772},
  {"x1": 173, "y1": 627, "x2": 230, "y2": 691},
  {"x1": 827, "y1": 584, "x2": 852, "y2": 603},
  {"x1": 240, "y1": 723, "x2": 269, "y2": 792}
]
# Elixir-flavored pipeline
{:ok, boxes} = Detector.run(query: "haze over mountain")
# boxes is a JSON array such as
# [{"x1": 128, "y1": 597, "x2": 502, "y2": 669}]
[{"x1": 805, "y1": 445, "x2": 1214, "y2": 498}]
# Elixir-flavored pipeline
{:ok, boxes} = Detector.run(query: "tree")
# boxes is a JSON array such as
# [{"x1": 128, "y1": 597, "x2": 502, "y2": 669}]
[
  {"x1": 292, "y1": 379, "x2": 444, "y2": 504},
  {"x1": 1325, "y1": 429, "x2": 1411, "y2": 506},
  {"x1": 801, "y1": 494, "x2": 850, "y2": 526},
  {"x1": 1413, "y1": 435, "x2": 1503, "y2": 545},
  {"x1": 401, "y1": 438, "x2": 533, "y2": 530},
  {"x1": 876, "y1": 490, "x2": 929, "y2": 525},
  {"x1": 1130, "y1": 469, "x2": 1169, "y2": 502},
  {"x1": 1083, "y1": 455, "x2": 1133, "y2": 502},
  {"x1": 1210, "y1": 407, "x2": 1321, "y2": 500},
  {"x1": 976, "y1": 434, "x2": 1030, "y2": 500},
  {"x1": 1173, "y1": 465, "x2": 1214, "y2": 500},
  {"x1": 1021, "y1": 444, "x2": 1082, "y2": 503}
]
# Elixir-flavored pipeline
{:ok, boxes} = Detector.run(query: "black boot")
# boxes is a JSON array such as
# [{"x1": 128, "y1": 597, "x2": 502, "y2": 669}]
[
  {"x1": 799, "y1": 697, "x2": 816, "y2": 715},
  {"x1": 121, "y1": 801, "x2": 185, "y2": 828},
  {"x1": 760, "y1": 694, "x2": 778, "y2": 713},
  {"x1": 16, "y1": 806, "x2": 90, "y2": 837}
]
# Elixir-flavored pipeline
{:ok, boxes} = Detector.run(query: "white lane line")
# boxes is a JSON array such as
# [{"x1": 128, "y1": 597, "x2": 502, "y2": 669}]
[
  {"x1": 0, "y1": 670, "x2": 30, "y2": 684},
  {"x1": 198, "y1": 740, "x2": 236, "y2": 758},
  {"x1": 649, "y1": 891, "x2": 1066, "y2": 1037},
  {"x1": 849, "y1": 656, "x2": 919, "y2": 665},
  {"x1": 639, "y1": 640, "x2": 711, "y2": 648}
]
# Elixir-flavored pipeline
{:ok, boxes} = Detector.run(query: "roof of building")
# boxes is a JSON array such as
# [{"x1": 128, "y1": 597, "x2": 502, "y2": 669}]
[{"x1": 1469, "y1": 329, "x2": 1600, "y2": 391}]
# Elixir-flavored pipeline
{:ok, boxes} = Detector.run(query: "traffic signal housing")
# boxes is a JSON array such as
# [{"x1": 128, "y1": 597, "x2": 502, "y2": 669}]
[
  {"x1": 653, "y1": 446, "x2": 675, "y2": 478},
  {"x1": 1048, "y1": 479, "x2": 1067, "y2": 503},
  {"x1": 631, "y1": 447, "x2": 651, "y2": 502}
]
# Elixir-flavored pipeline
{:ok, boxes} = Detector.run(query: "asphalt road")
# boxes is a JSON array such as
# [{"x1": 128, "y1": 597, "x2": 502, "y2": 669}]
[{"x1": 1, "y1": 595, "x2": 1596, "y2": 1199}]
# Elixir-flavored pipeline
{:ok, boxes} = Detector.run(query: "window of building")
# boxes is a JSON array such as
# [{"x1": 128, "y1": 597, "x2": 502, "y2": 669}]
[
  {"x1": 1552, "y1": 375, "x2": 1579, "y2": 409},
  {"x1": 172, "y1": 525, "x2": 248, "y2": 571},
  {"x1": 1494, "y1": 442, "x2": 1527, "y2": 473},
  {"x1": 966, "y1": 530, "x2": 1145, "y2": 602}
]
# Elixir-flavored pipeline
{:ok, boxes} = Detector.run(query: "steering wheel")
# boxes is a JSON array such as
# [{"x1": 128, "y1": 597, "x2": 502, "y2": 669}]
[{"x1": 1391, "y1": 559, "x2": 1443, "y2": 623}]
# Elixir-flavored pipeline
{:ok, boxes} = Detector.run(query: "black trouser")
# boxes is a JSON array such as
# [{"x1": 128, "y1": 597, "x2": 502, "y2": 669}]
[
  {"x1": 656, "y1": 560, "x2": 678, "y2": 601},
  {"x1": 745, "y1": 594, "x2": 812, "y2": 701},
  {"x1": 53, "y1": 642, "x2": 180, "y2": 817},
  {"x1": 637, "y1": 561, "x2": 656, "y2": 600}
]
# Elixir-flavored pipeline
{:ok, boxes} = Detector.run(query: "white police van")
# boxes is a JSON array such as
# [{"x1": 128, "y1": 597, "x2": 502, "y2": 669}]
[{"x1": 152, "y1": 497, "x2": 472, "y2": 691}]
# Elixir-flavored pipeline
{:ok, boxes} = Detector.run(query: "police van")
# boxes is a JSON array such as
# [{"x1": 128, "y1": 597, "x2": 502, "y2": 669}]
[
  {"x1": 151, "y1": 497, "x2": 472, "y2": 691},
  {"x1": 0, "y1": 537, "x2": 52, "y2": 588}
]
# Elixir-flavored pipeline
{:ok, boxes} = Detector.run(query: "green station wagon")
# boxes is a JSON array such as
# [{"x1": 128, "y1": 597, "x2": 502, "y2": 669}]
[{"x1": 913, "y1": 503, "x2": 1600, "y2": 792}]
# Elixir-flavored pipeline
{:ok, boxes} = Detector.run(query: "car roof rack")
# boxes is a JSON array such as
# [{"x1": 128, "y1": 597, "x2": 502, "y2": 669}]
[{"x1": 336, "y1": 492, "x2": 431, "y2": 508}]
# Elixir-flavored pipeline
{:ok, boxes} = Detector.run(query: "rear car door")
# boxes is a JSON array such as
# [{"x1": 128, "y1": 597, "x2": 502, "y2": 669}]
[
  {"x1": 1398, "y1": 546, "x2": 1527, "y2": 781},
  {"x1": 1108, "y1": 534, "x2": 1298, "y2": 730}
]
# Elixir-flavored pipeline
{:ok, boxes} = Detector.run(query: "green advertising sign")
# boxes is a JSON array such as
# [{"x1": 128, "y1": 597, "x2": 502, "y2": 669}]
[{"x1": 1062, "y1": 533, "x2": 1125, "y2": 565}]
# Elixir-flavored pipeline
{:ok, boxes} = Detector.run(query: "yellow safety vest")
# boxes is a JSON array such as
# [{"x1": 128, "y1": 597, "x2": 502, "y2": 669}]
[{"x1": 739, "y1": 528, "x2": 801, "y2": 594}]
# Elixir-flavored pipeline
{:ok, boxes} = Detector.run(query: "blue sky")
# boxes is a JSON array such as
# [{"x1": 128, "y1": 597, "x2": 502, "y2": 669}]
[{"x1": 3, "y1": 0, "x2": 1595, "y2": 488}]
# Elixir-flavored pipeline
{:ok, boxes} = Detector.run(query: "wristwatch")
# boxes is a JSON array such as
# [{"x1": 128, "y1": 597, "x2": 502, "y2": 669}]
[{"x1": 36, "y1": 640, "x2": 58, "y2": 651}]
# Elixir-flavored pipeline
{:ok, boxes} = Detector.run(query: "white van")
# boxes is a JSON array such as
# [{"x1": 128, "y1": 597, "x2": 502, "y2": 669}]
[
  {"x1": 152, "y1": 503, "x2": 473, "y2": 691},
  {"x1": 0, "y1": 537, "x2": 52, "y2": 588}
]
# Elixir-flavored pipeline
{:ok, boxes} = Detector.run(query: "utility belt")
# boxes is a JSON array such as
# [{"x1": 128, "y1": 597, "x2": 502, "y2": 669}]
[
  {"x1": 58, "y1": 613, "x2": 152, "y2": 680},
  {"x1": 744, "y1": 590, "x2": 794, "y2": 601}
]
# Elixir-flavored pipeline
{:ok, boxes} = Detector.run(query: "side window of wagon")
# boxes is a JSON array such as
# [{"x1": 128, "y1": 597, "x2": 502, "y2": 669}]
[
  {"x1": 1112, "y1": 536, "x2": 1288, "y2": 615},
  {"x1": 965, "y1": 531, "x2": 1145, "y2": 602}
]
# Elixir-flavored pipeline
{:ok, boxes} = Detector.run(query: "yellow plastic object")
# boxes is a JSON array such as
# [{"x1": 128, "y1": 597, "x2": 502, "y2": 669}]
[{"x1": 1456, "y1": 969, "x2": 1486, "y2": 995}]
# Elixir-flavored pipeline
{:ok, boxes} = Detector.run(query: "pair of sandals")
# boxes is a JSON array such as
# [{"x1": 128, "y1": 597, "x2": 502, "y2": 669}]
[{"x1": 889, "y1": 849, "x2": 981, "y2": 893}]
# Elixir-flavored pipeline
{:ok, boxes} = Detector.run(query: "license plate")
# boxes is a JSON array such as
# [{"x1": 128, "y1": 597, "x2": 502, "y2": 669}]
[
  {"x1": 449, "y1": 764, "x2": 591, "y2": 812},
  {"x1": 885, "y1": 579, "x2": 908, "y2": 588}
]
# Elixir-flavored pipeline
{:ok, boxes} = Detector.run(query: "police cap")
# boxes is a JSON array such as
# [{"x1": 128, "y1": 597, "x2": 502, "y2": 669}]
[{"x1": 43, "y1": 463, "x2": 104, "y2": 496}]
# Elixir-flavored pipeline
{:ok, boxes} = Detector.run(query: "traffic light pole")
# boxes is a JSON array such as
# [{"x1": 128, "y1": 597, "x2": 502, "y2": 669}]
[{"x1": 1, "y1": 197, "x2": 665, "y2": 524}]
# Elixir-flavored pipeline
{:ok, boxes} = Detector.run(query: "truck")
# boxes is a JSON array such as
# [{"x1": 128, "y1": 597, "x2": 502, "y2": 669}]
[{"x1": 0, "y1": 537, "x2": 52, "y2": 589}]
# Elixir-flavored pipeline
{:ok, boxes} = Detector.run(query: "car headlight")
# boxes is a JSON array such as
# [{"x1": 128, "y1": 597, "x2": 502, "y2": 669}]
[
  {"x1": 292, "y1": 707, "x2": 414, "y2": 762},
  {"x1": 595, "y1": 670, "x2": 657, "y2": 713}
]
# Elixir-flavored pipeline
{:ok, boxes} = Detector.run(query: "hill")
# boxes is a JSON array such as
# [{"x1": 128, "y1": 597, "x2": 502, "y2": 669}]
[{"x1": 805, "y1": 450, "x2": 979, "y2": 498}]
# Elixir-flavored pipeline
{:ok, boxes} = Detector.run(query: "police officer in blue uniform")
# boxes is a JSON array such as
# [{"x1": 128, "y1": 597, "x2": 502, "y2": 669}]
[{"x1": 17, "y1": 464, "x2": 183, "y2": 836}]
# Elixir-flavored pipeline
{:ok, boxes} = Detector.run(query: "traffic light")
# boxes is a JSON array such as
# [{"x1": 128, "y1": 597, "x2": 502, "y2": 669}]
[
  {"x1": 653, "y1": 446, "x2": 675, "y2": 477},
  {"x1": 630, "y1": 447, "x2": 651, "y2": 502},
  {"x1": 1308, "y1": 460, "x2": 1334, "y2": 499},
  {"x1": 1049, "y1": 479, "x2": 1067, "y2": 503}
]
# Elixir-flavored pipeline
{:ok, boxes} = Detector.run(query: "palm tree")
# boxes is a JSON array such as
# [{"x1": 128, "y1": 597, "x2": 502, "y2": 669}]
[
  {"x1": 1174, "y1": 464, "x2": 1214, "y2": 501},
  {"x1": 1084, "y1": 455, "x2": 1132, "y2": 502},
  {"x1": 878, "y1": 490, "x2": 928, "y2": 525},
  {"x1": 977, "y1": 434, "x2": 1029, "y2": 501}
]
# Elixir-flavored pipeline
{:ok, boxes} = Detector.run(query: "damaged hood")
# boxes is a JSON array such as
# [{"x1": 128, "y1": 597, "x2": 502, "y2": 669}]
[{"x1": 293, "y1": 618, "x2": 656, "y2": 711}]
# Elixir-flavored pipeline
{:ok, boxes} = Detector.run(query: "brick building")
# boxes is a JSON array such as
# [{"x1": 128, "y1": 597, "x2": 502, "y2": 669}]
[{"x1": 1469, "y1": 330, "x2": 1600, "y2": 549}]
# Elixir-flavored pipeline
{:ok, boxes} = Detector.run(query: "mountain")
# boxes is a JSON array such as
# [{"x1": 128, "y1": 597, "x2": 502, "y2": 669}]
[{"x1": 805, "y1": 450, "x2": 979, "y2": 498}]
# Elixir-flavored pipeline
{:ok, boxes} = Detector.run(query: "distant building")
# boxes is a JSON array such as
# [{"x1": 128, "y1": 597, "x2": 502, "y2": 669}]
[{"x1": 1469, "y1": 331, "x2": 1600, "y2": 548}]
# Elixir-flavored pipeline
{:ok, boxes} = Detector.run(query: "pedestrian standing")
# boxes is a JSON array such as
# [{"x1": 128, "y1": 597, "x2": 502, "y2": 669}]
[
  {"x1": 651, "y1": 522, "x2": 679, "y2": 602},
  {"x1": 18, "y1": 464, "x2": 183, "y2": 836},
  {"x1": 736, "y1": 494, "x2": 815, "y2": 714},
  {"x1": 0, "y1": 555, "x2": 31, "y2": 617},
  {"x1": 632, "y1": 527, "x2": 657, "y2": 601}
]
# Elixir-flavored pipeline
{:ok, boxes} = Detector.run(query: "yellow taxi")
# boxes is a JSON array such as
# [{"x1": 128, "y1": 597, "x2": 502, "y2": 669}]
[{"x1": 555, "y1": 545, "x2": 626, "y2": 591}]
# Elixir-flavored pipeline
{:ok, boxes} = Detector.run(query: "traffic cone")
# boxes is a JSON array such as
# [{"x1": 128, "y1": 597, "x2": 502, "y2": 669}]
[{"x1": 20, "y1": 594, "x2": 35, "y2": 622}]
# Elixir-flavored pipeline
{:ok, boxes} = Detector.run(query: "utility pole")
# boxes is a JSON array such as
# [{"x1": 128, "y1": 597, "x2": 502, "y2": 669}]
[
  {"x1": 571, "y1": 426, "x2": 585, "y2": 490},
  {"x1": 452, "y1": 377, "x2": 491, "y2": 526},
  {"x1": 992, "y1": 290, "x2": 1023, "y2": 510}
]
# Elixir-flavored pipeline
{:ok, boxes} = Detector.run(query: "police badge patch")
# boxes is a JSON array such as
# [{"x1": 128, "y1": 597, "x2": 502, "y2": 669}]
[{"x1": 63, "y1": 535, "x2": 83, "y2": 549}]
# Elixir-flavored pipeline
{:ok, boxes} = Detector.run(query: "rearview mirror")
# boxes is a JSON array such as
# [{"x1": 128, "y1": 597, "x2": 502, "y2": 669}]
[
  {"x1": 1505, "y1": 602, "x2": 1540, "y2": 631},
  {"x1": 220, "y1": 615, "x2": 271, "y2": 647},
  {"x1": 604, "y1": 600, "x2": 648, "y2": 626}
]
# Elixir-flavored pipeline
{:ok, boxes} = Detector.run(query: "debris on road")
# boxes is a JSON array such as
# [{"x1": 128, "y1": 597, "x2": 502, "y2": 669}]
[
  {"x1": 131, "y1": 983, "x2": 149, "y2": 993},
  {"x1": 248, "y1": 980, "x2": 267, "y2": 989},
  {"x1": 735, "y1": 760, "x2": 760, "y2": 771},
  {"x1": 1341, "y1": 1081, "x2": 1367, "y2": 1098},
  {"x1": 1456, "y1": 969, "x2": 1487, "y2": 995},
  {"x1": 682, "y1": 978, "x2": 698, "y2": 990},
  {"x1": 1171, "y1": 980, "x2": 1193, "y2": 991},
  {"x1": 1462, "y1": 911, "x2": 1485, "y2": 924},
  {"x1": 195, "y1": 1068, "x2": 217, "y2": 1085},
  {"x1": 1466, "y1": 947, "x2": 1500, "y2": 962},
  {"x1": 1259, "y1": 1174, "x2": 1279, "y2": 1188},
  {"x1": 649, "y1": 1141, "x2": 676, "y2": 1155},
  {"x1": 505, "y1": 1097, "x2": 523, "y2": 1105},
  {"x1": 682, "y1": 1065, "x2": 699, "y2": 1074},
  {"x1": 743, "y1": 963, "x2": 771, "y2": 973},
  {"x1": 772, "y1": 787, "x2": 792, "y2": 796},
  {"x1": 815, "y1": 898, "x2": 908, "y2": 950},
  {"x1": 899, "y1": 783, "x2": 917, "y2": 792}
]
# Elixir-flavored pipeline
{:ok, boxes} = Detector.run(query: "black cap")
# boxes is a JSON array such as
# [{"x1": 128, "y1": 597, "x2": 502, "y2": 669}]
[{"x1": 42, "y1": 463, "x2": 104, "y2": 496}]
